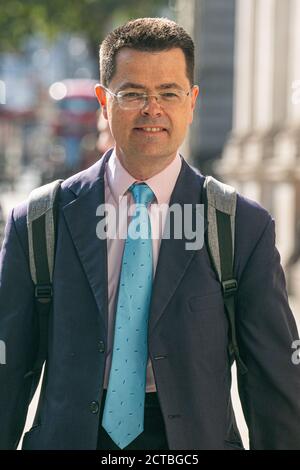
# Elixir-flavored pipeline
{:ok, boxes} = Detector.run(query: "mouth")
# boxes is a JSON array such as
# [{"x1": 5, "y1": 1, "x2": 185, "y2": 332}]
[{"x1": 133, "y1": 126, "x2": 168, "y2": 135}]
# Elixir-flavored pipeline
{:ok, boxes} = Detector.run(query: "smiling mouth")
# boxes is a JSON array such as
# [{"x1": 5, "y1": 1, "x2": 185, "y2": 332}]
[{"x1": 134, "y1": 127, "x2": 168, "y2": 134}]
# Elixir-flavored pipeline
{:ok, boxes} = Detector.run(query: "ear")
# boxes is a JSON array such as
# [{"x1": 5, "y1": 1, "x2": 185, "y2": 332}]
[
  {"x1": 188, "y1": 85, "x2": 199, "y2": 124},
  {"x1": 95, "y1": 84, "x2": 108, "y2": 119}
]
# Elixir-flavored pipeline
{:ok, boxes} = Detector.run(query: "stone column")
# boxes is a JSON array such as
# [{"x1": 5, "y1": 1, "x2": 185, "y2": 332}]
[
  {"x1": 176, "y1": 0, "x2": 235, "y2": 171},
  {"x1": 273, "y1": 0, "x2": 300, "y2": 167},
  {"x1": 271, "y1": 0, "x2": 300, "y2": 265},
  {"x1": 217, "y1": 0, "x2": 256, "y2": 190},
  {"x1": 218, "y1": 0, "x2": 295, "y2": 266}
]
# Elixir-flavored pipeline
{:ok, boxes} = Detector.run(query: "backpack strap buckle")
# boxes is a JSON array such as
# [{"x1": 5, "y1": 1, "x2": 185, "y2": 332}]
[
  {"x1": 34, "y1": 284, "x2": 53, "y2": 303},
  {"x1": 222, "y1": 279, "x2": 238, "y2": 297}
]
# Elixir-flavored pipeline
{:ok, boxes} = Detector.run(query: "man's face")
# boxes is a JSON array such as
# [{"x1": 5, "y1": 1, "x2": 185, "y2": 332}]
[{"x1": 96, "y1": 47, "x2": 199, "y2": 166}]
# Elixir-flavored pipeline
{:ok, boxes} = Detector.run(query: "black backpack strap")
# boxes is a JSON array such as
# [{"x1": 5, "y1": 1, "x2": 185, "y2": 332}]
[
  {"x1": 25, "y1": 179, "x2": 63, "y2": 399},
  {"x1": 203, "y1": 176, "x2": 248, "y2": 375}
]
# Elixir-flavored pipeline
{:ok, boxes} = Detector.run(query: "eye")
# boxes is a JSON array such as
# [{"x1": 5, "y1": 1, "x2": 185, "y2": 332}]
[
  {"x1": 120, "y1": 92, "x2": 144, "y2": 100},
  {"x1": 160, "y1": 92, "x2": 180, "y2": 100}
]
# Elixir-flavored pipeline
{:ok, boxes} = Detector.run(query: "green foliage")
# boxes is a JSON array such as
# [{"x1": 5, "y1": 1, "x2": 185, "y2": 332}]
[{"x1": 0, "y1": 0, "x2": 170, "y2": 52}]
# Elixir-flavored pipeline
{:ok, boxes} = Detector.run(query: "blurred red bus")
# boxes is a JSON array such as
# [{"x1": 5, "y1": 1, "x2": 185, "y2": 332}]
[{"x1": 46, "y1": 78, "x2": 99, "y2": 180}]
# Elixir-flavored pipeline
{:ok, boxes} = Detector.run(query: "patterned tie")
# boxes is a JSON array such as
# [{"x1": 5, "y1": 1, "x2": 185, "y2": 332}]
[{"x1": 101, "y1": 182, "x2": 155, "y2": 449}]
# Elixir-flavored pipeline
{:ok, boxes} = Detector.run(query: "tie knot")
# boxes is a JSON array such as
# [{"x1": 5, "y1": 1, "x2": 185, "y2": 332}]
[{"x1": 130, "y1": 183, "x2": 155, "y2": 207}]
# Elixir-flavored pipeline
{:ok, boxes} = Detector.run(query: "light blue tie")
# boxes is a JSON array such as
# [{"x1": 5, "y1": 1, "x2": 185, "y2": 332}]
[{"x1": 102, "y1": 182, "x2": 155, "y2": 449}]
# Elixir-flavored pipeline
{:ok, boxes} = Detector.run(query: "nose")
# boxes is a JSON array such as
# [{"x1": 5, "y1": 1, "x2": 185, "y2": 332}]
[{"x1": 141, "y1": 95, "x2": 163, "y2": 117}]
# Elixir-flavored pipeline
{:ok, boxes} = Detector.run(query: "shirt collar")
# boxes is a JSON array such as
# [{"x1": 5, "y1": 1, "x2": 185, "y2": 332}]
[{"x1": 106, "y1": 147, "x2": 182, "y2": 205}]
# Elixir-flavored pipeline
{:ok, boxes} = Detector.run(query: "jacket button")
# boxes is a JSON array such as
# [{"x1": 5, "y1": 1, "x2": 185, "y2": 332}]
[
  {"x1": 98, "y1": 341, "x2": 105, "y2": 353},
  {"x1": 90, "y1": 401, "x2": 99, "y2": 414}
]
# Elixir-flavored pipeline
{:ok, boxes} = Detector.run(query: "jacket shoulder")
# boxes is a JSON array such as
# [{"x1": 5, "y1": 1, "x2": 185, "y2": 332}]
[
  {"x1": 236, "y1": 192, "x2": 272, "y2": 235},
  {"x1": 234, "y1": 192, "x2": 274, "y2": 278}
]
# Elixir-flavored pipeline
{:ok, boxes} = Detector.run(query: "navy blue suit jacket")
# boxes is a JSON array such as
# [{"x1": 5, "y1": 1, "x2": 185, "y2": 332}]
[{"x1": 1, "y1": 149, "x2": 300, "y2": 449}]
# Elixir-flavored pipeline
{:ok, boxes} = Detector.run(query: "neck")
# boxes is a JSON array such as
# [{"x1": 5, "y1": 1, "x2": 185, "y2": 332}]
[{"x1": 115, "y1": 148, "x2": 178, "y2": 180}]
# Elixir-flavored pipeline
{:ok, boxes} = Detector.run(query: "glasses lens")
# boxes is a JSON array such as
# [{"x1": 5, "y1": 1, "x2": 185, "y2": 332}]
[
  {"x1": 159, "y1": 91, "x2": 185, "y2": 105},
  {"x1": 118, "y1": 92, "x2": 145, "y2": 109},
  {"x1": 117, "y1": 90, "x2": 188, "y2": 109}
]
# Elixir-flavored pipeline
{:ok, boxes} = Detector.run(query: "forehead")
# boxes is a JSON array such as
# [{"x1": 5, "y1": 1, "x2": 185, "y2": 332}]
[{"x1": 110, "y1": 47, "x2": 189, "y2": 88}]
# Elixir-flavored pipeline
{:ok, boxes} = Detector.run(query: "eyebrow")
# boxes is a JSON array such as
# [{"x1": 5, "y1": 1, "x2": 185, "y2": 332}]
[{"x1": 116, "y1": 82, "x2": 184, "y2": 92}]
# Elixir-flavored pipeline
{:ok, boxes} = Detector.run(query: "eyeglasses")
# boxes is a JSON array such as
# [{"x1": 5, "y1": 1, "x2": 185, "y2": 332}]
[{"x1": 101, "y1": 85, "x2": 194, "y2": 110}]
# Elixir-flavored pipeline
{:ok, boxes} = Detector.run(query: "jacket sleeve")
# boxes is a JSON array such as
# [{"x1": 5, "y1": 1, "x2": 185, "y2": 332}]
[
  {"x1": 0, "y1": 207, "x2": 38, "y2": 449},
  {"x1": 236, "y1": 216, "x2": 300, "y2": 449}
]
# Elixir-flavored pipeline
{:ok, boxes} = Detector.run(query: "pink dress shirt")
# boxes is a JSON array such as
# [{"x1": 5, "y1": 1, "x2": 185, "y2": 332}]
[{"x1": 103, "y1": 148, "x2": 182, "y2": 393}]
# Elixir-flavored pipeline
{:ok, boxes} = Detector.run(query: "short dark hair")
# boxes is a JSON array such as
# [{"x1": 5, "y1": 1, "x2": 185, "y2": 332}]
[{"x1": 99, "y1": 17, "x2": 195, "y2": 87}]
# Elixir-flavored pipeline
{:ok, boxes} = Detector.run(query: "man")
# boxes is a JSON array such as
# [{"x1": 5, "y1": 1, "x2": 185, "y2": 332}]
[{"x1": 1, "y1": 17, "x2": 300, "y2": 450}]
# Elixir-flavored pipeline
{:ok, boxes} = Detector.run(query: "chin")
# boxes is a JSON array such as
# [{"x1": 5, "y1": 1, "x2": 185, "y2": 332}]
[
  {"x1": 137, "y1": 149, "x2": 169, "y2": 160},
  {"x1": 135, "y1": 142, "x2": 172, "y2": 155}
]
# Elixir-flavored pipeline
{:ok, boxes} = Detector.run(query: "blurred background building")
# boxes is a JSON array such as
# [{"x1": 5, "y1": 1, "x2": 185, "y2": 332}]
[
  {"x1": 177, "y1": 0, "x2": 235, "y2": 174},
  {"x1": 178, "y1": 0, "x2": 300, "y2": 302},
  {"x1": 218, "y1": 0, "x2": 300, "y2": 275}
]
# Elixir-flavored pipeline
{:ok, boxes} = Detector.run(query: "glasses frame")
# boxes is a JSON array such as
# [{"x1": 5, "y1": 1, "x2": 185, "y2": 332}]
[{"x1": 100, "y1": 85, "x2": 195, "y2": 110}]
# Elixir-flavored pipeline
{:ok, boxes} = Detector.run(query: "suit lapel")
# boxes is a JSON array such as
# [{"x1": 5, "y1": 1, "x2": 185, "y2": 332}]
[
  {"x1": 149, "y1": 159, "x2": 206, "y2": 335},
  {"x1": 62, "y1": 149, "x2": 112, "y2": 332}
]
